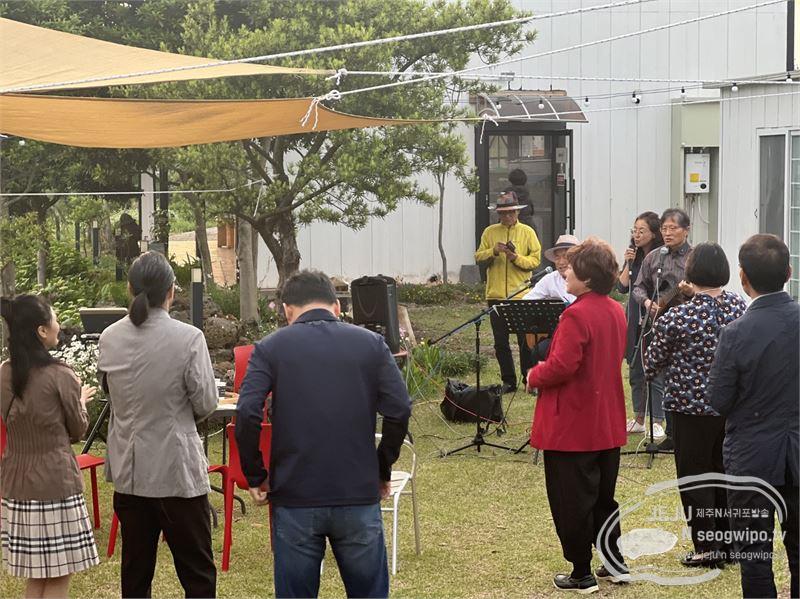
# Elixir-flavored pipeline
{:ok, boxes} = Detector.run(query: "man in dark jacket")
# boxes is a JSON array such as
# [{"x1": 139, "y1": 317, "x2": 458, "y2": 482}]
[
  {"x1": 708, "y1": 234, "x2": 799, "y2": 598},
  {"x1": 235, "y1": 270, "x2": 412, "y2": 598}
]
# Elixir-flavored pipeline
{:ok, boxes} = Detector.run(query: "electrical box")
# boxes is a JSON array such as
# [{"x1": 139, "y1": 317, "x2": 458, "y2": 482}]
[{"x1": 685, "y1": 153, "x2": 710, "y2": 193}]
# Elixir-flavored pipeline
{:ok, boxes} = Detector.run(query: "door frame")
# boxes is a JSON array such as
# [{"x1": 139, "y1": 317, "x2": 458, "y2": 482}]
[{"x1": 473, "y1": 122, "x2": 574, "y2": 249}]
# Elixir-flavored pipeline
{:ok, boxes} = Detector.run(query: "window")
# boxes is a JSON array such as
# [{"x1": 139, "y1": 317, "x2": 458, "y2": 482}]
[
  {"x1": 759, "y1": 136, "x2": 785, "y2": 237},
  {"x1": 758, "y1": 131, "x2": 799, "y2": 301},
  {"x1": 790, "y1": 135, "x2": 800, "y2": 299}
]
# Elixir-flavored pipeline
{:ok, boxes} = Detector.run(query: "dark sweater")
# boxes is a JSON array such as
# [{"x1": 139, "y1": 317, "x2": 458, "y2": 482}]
[{"x1": 235, "y1": 309, "x2": 411, "y2": 507}]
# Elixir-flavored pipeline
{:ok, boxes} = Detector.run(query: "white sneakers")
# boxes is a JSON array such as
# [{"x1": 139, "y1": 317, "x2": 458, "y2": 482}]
[
  {"x1": 626, "y1": 419, "x2": 645, "y2": 434},
  {"x1": 626, "y1": 420, "x2": 666, "y2": 439}
]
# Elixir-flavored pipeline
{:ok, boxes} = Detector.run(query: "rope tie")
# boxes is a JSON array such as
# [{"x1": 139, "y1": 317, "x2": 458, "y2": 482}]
[
  {"x1": 326, "y1": 68, "x2": 349, "y2": 86},
  {"x1": 299, "y1": 89, "x2": 343, "y2": 130},
  {"x1": 478, "y1": 111, "x2": 499, "y2": 144}
]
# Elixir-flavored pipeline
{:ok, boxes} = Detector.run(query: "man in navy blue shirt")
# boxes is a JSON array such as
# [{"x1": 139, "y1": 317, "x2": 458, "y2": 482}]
[{"x1": 235, "y1": 270, "x2": 411, "y2": 598}]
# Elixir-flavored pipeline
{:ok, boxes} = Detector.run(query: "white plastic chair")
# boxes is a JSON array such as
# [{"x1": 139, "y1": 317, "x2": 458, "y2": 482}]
[{"x1": 376, "y1": 433, "x2": 421, "y2": 575}]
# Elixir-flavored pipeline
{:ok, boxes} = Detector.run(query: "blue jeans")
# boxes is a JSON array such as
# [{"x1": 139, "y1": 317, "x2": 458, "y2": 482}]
[
  {"x1": 272, "y1": 503, "x2": 389, "y2": 598},
  {"x1": 628, "y1": 355, "x2": 665, "y2": 421}
]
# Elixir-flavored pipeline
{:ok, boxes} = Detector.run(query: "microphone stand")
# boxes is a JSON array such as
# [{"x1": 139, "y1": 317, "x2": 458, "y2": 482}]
[
  {"x1": 432, "y1": 275, "x2": 540, "y2": 457},
  {"x1": 623, "y1": 253, "x2": 672, "y2": 468}
]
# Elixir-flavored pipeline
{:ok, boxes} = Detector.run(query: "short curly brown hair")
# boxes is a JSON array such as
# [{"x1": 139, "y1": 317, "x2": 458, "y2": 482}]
[{"x1": 566, "y1": 237, "x2": 619, "y2": 295}]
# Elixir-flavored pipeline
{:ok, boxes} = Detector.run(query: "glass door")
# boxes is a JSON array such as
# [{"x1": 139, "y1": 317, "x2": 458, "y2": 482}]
[{"x1": 478, "y1": 129, "x2": 572, "y2": 256}]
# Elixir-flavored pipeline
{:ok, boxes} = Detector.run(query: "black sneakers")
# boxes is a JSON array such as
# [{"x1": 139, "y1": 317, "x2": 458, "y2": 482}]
[
  {"x1": 595, "y1": 564, "x2": 631, "y2": 583},
  {"x1": 552, "y1": 574, "x2": 599, "y2": 594}
]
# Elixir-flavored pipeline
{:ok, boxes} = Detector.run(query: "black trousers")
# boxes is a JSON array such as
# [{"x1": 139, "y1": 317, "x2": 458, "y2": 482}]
[
  {"x1": 488, "y1": 300, "x2": 533, "y2": 387},
  {"x1": 672, "y1": 412, "x2": 729, "y2": 554},
  {"x1": 543, "y1": 448, "x2": 624, "y2": 576},
  {"x1": 727, "y1": 484, "x2": 799, "y2": 598},
  {"x1": 113, "y1": 492, "x2": 216, "y2": 599}
]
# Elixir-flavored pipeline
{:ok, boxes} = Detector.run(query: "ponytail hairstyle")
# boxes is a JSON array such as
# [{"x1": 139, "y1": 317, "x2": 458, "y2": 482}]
[
  {"x1": 0, "y1": 294, "x2": 58, "y2": 398},
  {"x1": 127, "y1": 251, "x2": 176, "y2": 327}
]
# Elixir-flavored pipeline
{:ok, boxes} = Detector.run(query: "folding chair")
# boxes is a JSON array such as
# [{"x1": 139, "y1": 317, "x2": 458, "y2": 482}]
[{"x1": 376, "y1": 433, "x2": 421, "y2": 575}]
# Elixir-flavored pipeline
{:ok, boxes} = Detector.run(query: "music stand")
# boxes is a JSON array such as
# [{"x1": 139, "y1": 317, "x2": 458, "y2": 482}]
[{"x1": 494, "y1": 300, "x2": 566, "y2": 456}]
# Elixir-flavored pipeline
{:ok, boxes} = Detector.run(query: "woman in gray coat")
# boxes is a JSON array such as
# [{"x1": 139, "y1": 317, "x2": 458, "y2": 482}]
[{"x1": 98, "y1": 252, "x2": 218, "y2": 598}]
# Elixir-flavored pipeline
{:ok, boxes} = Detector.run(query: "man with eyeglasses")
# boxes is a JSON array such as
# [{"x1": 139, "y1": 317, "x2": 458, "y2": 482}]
[{"x1": 632, "y1": 208, "x2": 694, "y2": 450}]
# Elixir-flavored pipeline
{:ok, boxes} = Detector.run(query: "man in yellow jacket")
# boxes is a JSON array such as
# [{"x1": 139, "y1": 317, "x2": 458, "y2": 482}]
[{"x1": 475, "y1": 192, "x2": 542, "y2": 392}]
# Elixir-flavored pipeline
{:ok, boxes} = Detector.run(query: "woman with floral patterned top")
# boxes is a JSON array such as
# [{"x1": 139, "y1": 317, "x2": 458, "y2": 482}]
[{"x1": 645, "y1": 242, "x2": 747, "y2": 569}]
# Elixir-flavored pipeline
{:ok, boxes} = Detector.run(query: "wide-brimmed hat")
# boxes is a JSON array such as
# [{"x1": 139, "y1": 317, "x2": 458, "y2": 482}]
[
  {"x1": 491, "y1": 191, "x2": 524, "y2": 212},
  {"x1": 544, "y1": 234, "x2": 580, "y2": 262}
]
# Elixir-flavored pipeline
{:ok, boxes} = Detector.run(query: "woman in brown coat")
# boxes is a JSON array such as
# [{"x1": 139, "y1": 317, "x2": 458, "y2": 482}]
[{"x1": 0, "y1": 295, "x2": 98, "y2": 598}]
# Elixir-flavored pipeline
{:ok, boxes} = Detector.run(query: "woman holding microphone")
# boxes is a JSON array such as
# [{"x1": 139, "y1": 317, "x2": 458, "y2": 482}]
[{"x1": 616, "y1": 212, "x2": 664, "y2": 436}]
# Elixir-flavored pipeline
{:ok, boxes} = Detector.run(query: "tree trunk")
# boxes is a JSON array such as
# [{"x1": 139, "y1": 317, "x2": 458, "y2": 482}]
[
  {"x1": 100, "y1": 202, "x2": 114, "y2": 255},
  {"x1": 237, "y1": 218, "x2": 259, "y2": 323},
  {"x1": 255, "y1": 210, "x2": 301, "y2": 292},
  {"x1": 436, "y1": 173, "x2": 448, "y2": 284},
  {"x1": 36, "y1": 209, "x2": 48, "y2": 287},
  {"x1": 190, "y1": 195, "x2": 214, "y2": 284},
  {"x1": 0, "y1": 262, "x2": 15, "y2": 298}
]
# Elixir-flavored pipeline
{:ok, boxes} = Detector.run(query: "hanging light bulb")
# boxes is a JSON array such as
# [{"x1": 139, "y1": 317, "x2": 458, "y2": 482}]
[
  {"x1": 538, "y1": 99, "x2": 545, "y2": 110},
  {"x1": 584, "y1": 96, "x2": 589, "y2": 105},
  {"x1": 786, "y1": 73, "x2": 793, "y2": 82},
  {"x1": 680, "y1": 86, "x2": 686, "y2": 97},
  {"x1": 731, "y1": 82, "x2": 739, "y2": 92},
  {"x1": 631, "y1": 92, "x2": 640, "y2": 105}
]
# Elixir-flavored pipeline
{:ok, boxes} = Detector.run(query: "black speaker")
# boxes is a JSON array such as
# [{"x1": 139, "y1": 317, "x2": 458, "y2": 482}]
[{"x1": 351, "y1": 275, "x2": 401, "y2": 353}]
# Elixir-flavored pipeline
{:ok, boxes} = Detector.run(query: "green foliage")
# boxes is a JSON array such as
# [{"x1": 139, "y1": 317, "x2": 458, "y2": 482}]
[
  {"x1": 206, "y1": 282, "x2": 241, "y2": 319},
  {"x1": 398, "y1": 282, "x2": 483, "y2": 305},
  {"x1": 16, "y1": 243, "x2": 103, "y2": 327},
  {"x1": 0, "y1": 212, "x2": 39, "y2": 270},
  {"x1": 403, "y1": 341, "x2": 485, "y2": 399},
  {"x1": 170, "y1": 254, "x2": 202, "y2": 287},
  {"x1": 98, "y1": 281, "x2": 129, "y2": 307}
]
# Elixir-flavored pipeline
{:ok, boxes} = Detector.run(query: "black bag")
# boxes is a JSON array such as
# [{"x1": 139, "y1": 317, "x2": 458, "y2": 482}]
[{"x1": 440, "y1": 379, "x2": 503, "y2": 423}]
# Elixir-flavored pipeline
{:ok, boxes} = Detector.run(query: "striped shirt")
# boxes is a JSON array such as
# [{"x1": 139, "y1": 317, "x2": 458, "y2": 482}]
[{"x1": 632, "y1": 241, "x2": 692, "y2": 308}]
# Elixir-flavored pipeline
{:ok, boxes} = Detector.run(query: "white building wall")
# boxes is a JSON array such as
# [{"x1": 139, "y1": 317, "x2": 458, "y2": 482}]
[
  {"x1": 258, "y1": 0, "x2": 788, "y2": 287},
  {"x1": 718, "y1": 84, "x2": 800, "y2": 297}
]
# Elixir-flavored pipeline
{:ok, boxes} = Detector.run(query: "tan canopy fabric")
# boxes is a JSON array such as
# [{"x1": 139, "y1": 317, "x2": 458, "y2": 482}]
[
  {"x1": 0, "y1": 17, "x2": 330, "y2": 94},
  {"x1": 0, "y1": 94, "x2": 424, "y2": 148}
]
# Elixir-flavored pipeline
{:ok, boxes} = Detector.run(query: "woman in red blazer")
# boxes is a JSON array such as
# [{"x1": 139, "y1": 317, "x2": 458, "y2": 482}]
[{"x1": 526, "y1": 237, "x2": 629, "y2": 593}]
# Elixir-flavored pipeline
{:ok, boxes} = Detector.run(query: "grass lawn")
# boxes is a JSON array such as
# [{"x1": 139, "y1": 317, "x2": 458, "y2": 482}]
[{"x1": 1, "y1": 302, "x2": 791, "y2": 597}]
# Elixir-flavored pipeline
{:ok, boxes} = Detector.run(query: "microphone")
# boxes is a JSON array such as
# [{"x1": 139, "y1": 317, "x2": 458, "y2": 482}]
[
  {"x1": 530, "y1": 266, "x2": 553, "y2": 284},
  {"x1": 656, "y1": 246, "x2": 669, "y2": 275},
  {"x1": 627, "y1": 239, "x2": 636, "y2": 277}
]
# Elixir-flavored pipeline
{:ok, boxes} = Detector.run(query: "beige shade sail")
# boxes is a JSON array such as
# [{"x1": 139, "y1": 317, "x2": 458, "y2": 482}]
[
  {"x1": 0, "y1": 94, "x2": 425, "y2": 148},
  {"x1": 0, "y1": 17, "x2": 331, "y2": 94}
]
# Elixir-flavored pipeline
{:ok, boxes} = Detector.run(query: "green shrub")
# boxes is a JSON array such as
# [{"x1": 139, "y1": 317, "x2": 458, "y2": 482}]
[
  {"x1": 397, "y1": 282, "x2": 483, "y2": 305},
  {"x1": 16, "y1": 243, "x2": 101, "y2": 327},
  {"x1": 207, "y1": 282, "x2": 240, "y2": 318},
  {"x1": 98, "y1": 281, "x2": 129, "y2": 307},
  {"x1": 170, "y1": 254, "x2": 202, "y2": 288},
  {"x1": 402, "y1": 342, "x2": 484, "y2": 399}
]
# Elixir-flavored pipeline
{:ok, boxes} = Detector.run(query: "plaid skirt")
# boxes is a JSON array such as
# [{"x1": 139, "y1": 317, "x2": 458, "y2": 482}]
[{"x1": 1, "y1": 494, "x2": 99, "y2": 578}]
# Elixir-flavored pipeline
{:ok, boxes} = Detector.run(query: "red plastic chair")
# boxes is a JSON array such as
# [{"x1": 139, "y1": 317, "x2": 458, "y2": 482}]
[
  {"x1": 75, "y1": 453, "x2": 105, "y2": 529},
  {"x1": 233, "y1": 345, "x2": 255, "y2": 393},
  {"x1": 220, "y1": 420, "x2": 272, "y2": 571}
]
